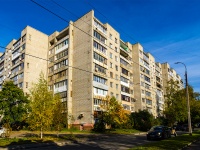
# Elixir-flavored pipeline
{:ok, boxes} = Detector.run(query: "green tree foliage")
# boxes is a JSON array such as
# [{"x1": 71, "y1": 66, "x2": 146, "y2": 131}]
[
  {"x1": 0, "y1": 81, "x2": 29, "y2": 125},
  {"x1": 94, "y1": 97, "x2": 129, "y2": 131},
  {"x1": 27, "y1": 73, "x2": 56, "y2": 139},
  {"x1": 103, "y1": 97, "x2": 129, "y2": 128},
  {"x1": 52, "y1": 94, "x2": 67, "y2": 137},
  {"x1": 163, "y1": 80, "x2": 187, "y2": 126},
  {"x1": 130, "y1": 110, "x2": 155, "y2": 131},
  {"x1": 188, "y1": 88, "x2": 200, "y2": 123}
]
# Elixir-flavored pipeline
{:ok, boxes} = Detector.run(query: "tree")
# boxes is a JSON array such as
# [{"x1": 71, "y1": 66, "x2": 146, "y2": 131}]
[
  {"x1": 163, "y1": 79, "x2": 187, "y2": 126},
  {"x1": 130, "y1": 110, "x2": 155, "y2": 131},
  {"x1": 27, "y1": 73, "x2": 56, "y2": 139},
  {"x1": 52, "y1": 94, "x2": 67, "y2": 137},
  {"x1": 102, "y1": 97, "x2": 129, "y2": 129},
  {"x1": 0, "y1": 81, "x2": 29, "y2": 127}
]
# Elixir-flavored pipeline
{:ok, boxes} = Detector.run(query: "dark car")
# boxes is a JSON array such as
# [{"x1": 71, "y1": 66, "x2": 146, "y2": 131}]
[
  {"x1": 147, "y1": 125, "x2": 171, "y2": 140},
  {"x1": 181, "y1": 124, "x2": 194, "y2": 131}
]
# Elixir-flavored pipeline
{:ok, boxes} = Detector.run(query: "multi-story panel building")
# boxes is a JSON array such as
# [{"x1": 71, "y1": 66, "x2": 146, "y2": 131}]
[
  {"x1": 132, "y1": 43, "x2": 165, "y2": 117},
  {"x1": 119, "y1": 40, "x2": 135, "y2": 112},
  {"x1": 155, "y1": 63, "x2": 164, "y2": 116},
  {"x1": 0, "y1": 26, "x2": 48, "y2": 94},
  {"x1": 161, "y1": 62, "x2": 184, "y2": 96},
  {"x1": 0, "y1": 10, "x2": 183, "y2": 125}
]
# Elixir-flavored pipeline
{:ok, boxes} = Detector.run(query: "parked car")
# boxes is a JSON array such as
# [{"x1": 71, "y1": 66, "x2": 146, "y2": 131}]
[
  {"x1": 181, "y1": 124, "x2": 194, "y2": 131},
  {"x1": 147, "y1": 125, "x2": 171, "y2": 140},
  {"x1": 0, "y1": 127, "x2": 7, "y2": 138}
]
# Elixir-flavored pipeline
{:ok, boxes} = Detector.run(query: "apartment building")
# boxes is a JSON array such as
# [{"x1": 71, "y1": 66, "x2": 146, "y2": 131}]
[
  {"x1": 0, "y1": 10, "x2": 183, "y2": 126},
  {"x1": 132, "y1": 43, "x2": 164, "y2": 117},
  {"x1": 0, "y1": 26, "x2": 48, "y2": 93},
  {"x1": 161, "y1": 63, "x2": 184, "y2": 96},
  {"x1": 47, "y1": 10, "x2": 136, "y2": 126}
]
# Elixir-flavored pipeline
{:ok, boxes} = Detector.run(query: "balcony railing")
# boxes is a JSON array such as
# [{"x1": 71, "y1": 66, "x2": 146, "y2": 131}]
[
  {"x1": 54, "y1": 85, "x2": 67, "y2": 93},
  {"x1": 55, "y1": 44, "x2": 68, "y2": 54}
]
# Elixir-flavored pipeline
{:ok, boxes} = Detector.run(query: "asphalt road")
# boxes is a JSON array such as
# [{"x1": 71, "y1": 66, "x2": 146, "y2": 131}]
[{"x1": 1, "y1": 130, "x2": 188, "y2": 150}]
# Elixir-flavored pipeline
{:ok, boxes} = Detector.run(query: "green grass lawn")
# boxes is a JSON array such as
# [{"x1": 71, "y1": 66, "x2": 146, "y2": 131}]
[{"x1": 130, "y1": 131, "x2": 200, "y2": 150}]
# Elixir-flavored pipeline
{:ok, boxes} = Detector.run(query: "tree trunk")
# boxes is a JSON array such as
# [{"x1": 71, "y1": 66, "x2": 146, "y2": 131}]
[{"x1": 40, "y1": 127, "x2": 43, "y2": 139}]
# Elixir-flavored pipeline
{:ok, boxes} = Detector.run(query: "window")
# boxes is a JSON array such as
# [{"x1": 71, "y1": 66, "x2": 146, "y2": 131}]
[
  {"x1": 110, "y1": 82, "x2": 113, "y2": 87},
  {"x1": 55, "y1": 50, "x2": 68, "y2": 60},
  {"x1": 110, "y1": 52, "x2": 113, "y2": 59},
  {"x1": 146, "y1": 99, "x2": 152, "y2": 105},
  {"x1": 120, "y1": 76, "x2": 128, "y2": 83},
  {"x1": 26, "y1": 82, "x2": 28, "y2": 88},
  {"x1": 110, "y1": 92, "x2": 114, "y2": 96},
  {"x1": 93, "y1": 40, "x2": 107, "y2": 54},
  {"x1": 122, "y1": 68, "x2": 128, "y2": 76},
  {"x1": 120, "y1": 58, "x2": 128, "y2": 66},
  {"x1": 21, "y1": 44, "x2": 26, "y2": 50},
  {"x1": 121, "y1": 94, "x2": 130, "y2": 102},
  {"x1": 94, "y1": 52, "x2": 107, "y2": 64},
  {"x1": 55, "y1": 39, "x2": 68, "y2": 50},
  {"x1": 115, "y1": 65, "x2": 118, "y2": 71},
  {"x1": 109, "y1": 43, "x2": 112, "y2": 48},
  {"x1": 121, "y1": 85, "x2": 130, "y2": 94},
  {"x1": 110, "y1": 62, "x2": 113, "y2": 68},
  {"x1": 93, "y1": 87, "x2": 108, "y2": 96},
  {"x1": 115, "y1": 38, "x2": 117, "y2": 43},
  {"x1": 54, "y1": 80, "x2": 67, "y2": 88},
  {"x1": 49, "y1": 48, "x2": 54, "y2": 55},
  {"x1": 95, "y1": 64, "x2": 106, "y2": 74},
  {"x1": 27, "y1": 63, "x2": 29, "y2": 69},
  {"x1": 116, "y1": 84, "x2": 118, "y2": 89},
  {"x1": 22, "y1": 34, "x2": 26, "y2": 42},
  {"x1": 116, "y1": 94, "x2": 119, "y2": 99},
  {"x1": 115, "y1": 74, "x2": 118, "y2": 80},
  {"x1": 93, "y1": 30, "x2": 106, "y2": 44},
  {"x1": 110, "y1": 72, "x2": 113, "y2": 78},
  {"x1": 115, "y1": 56, "x2": 118, "y2": 62},
  {"x1": 93, "y1": 75, "x2": 107, "y2": 84},
  {"x1": 54, "y1": 59, "x2": 68, "y2": 70},
  {"x1": 109, "y1": 34, "x2": 112, "y2": 39},
  {"x1": 115, "y1": 47, "x2": 118, "y2": 52}
]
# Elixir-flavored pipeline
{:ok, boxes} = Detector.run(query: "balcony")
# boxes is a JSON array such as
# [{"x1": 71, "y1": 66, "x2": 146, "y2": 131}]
[
  {"x1": 121, "y1": 91, "x2": 130, "y2": 97},
  {"x1": 55, "y1": 44, "x2": 68, "y2": 54},
  {"x1": 54, "y1": 85, "x2": 67, "y2": 93},
  {"x1": 12, "y1": 51, "x2": 20, "y2": 60},
  {"x1": 120, "y1": 81, "x2": 129, "y2": 87},
  {"x1": 158, "y1": 99, "x2": 164, "y2": 104},
  {"x1": 93, "y1": 81, "x2": 108, "y2": 91}
]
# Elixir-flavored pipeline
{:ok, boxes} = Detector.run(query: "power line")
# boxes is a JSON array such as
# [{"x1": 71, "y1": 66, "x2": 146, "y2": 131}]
[{"x1": 0, "y1": 1, "x2": 181, "y2": 90}]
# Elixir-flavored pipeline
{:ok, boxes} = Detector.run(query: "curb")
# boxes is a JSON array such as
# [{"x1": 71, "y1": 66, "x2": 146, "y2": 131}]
[{"x1": 181, "y1": 138, "x2": 200, "y2": 150}]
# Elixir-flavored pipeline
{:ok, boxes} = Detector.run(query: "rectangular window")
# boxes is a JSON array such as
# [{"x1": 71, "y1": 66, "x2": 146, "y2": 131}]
[
  {"x1": 116, "y1": 84, "x2": 118, "y2": 89},
  {"x1": 93, "y1": 30, "x2": 106, "y2": 44},
  {"x1": 115, "y1": 38, "x2": 117, "y2": 43},
  {"x1": 93, "y1": 40, "x2": 107, "y2": 54},
  {"x1": 110, "y1": 82, "x2": 113, "y2": 88},
  {"x1": 93, "y1": 75, "x2": 107, "y2": 84},
  {"x1": 94, "y1": 52, "x2": 107, "y2": 65},
  {"x1": 115, "y1": 65, "x2": 118, "y2": 71},
  {"x1": 110, "y1": 62, "x2": 113, "y2": 68},
  {"x1": 110, "y1": 52, "x2": 113, "y2": 59},
  {"x1": 110, "y1": 72, "x2": 113, "y2": 78}
]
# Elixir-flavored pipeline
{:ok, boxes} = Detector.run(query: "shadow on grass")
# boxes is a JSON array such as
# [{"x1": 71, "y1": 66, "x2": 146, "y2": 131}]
[{"x1": 0, "y1": 132, "x2": 107, "y2": 150}]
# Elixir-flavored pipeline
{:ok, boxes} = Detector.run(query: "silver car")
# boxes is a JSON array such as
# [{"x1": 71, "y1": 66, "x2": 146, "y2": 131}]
[{"x1": 0, "y1": 127, "x2": 7, "y2": 138}]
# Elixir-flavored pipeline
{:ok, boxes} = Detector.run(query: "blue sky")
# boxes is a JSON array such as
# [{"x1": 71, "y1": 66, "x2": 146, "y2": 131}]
[{"x1": 0, "y1": 0, "x2": 200, "y2": 93}]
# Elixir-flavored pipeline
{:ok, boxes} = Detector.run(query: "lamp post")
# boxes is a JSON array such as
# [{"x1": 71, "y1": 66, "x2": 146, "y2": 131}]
[{"x1": 175, "y1": 62, "x2": 192, "y2": 135}]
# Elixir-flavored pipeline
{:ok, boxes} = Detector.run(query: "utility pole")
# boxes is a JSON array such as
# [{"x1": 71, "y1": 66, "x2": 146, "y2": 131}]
[{"x1": 175, "y1": 62, "x2": 192, "y2": 135}]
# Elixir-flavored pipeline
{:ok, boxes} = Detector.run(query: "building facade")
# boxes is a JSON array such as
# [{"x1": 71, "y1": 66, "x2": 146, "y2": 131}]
[
  {"x1": 0, "y1": 26, "x2": 48, "y2": 94},
  {"x1": 0, "y1": 10, "x2": 183, "y2": 126}
]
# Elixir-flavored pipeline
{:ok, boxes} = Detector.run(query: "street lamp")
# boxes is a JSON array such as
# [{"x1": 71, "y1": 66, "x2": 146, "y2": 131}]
[{"x1": 175, "y1": 62, "x2": 192, "y2": 135}]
